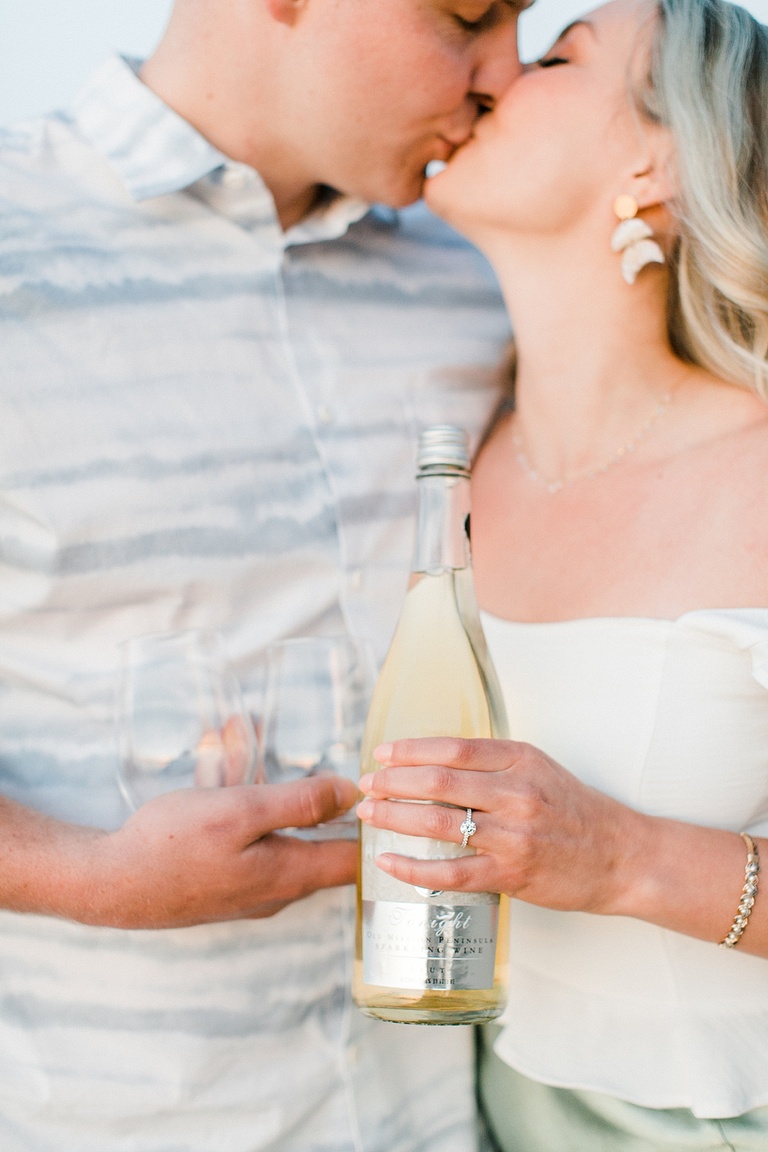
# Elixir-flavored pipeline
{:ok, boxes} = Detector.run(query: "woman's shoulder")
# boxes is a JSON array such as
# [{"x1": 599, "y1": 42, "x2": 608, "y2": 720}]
[
  {"x1": 682, "y1": 367, "x2": 768, "y2": 432},
  {"x1": 685, "y1": 373, "x2": 768, "y2": 601},
  {"x1": 711, "y1": 379, "x2": 768, "y2": 491},
  {"x1": 676, "y1": 369, "x2": 768, "y2": 485}
]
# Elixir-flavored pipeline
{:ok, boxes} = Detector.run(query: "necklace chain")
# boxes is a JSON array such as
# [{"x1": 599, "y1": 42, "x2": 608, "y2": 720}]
[{"x1": 512, "y1": 391, "x2": 673, "y2": 495}]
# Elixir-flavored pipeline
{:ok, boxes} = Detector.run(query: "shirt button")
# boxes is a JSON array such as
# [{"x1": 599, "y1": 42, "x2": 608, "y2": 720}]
[
  {"x1": 222, "y1": 166, "x2": 251, "y2": 190},
  {"x1": 348, "y1": 568, "x2": 364, "y2": 593},
  {"x1": 317, "y1": 404, "x2": 335, "y2": 426}
]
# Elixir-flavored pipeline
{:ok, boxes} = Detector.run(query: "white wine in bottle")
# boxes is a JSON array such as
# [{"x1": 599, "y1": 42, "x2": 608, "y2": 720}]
[{"x1": 354, "y1": 425, "x2": 509, "y2": 1025}]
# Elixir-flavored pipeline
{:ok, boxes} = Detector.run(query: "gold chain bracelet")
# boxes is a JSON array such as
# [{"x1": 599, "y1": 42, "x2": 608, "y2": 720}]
[{"x1": 720, "y1": 833, "x2": 760, "y2": 949}]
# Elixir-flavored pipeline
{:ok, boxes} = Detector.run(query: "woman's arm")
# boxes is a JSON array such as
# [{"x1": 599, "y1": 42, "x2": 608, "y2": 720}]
[{"x1": 356, "y1": 737, "x2": 767, "y2": 958}]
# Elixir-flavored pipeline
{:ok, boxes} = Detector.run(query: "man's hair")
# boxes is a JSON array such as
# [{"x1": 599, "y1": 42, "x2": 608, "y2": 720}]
[{"x1": 637, "y1": 0, "x2": 768, "y2": 397}]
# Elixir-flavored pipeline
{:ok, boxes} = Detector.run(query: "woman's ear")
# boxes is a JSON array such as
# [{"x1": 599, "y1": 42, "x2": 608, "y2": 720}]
[{"x1": 625, "y1": 128, "x2": 677, "y2": 213}]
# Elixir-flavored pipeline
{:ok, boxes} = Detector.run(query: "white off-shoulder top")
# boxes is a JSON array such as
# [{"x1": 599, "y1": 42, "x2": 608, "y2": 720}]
[{"x1": 481, "y1": 609, "x2": 768, "y2": 1120}]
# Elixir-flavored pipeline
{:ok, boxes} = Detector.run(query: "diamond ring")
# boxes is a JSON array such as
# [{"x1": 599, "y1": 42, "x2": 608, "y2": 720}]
[{"x1": 459, "y1": 808, "x2": 477, "y2": 849}]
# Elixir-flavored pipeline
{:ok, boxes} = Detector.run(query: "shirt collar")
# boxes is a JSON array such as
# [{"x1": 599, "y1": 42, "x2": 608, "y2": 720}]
[
  {"x1": 70, "y1": 55, "x2": 373, "y2": 245},
  {"x1": 286, "y1": 186, "x2": 370, "y2": 246},
  {"x1": 70, "y1": 55, "x2": 227, "y2": 202}
]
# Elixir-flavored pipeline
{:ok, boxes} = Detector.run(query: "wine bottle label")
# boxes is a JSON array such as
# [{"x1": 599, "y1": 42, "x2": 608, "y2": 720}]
[{"x1": 362, "y1": 900, "x2": 499, "y2": 991}]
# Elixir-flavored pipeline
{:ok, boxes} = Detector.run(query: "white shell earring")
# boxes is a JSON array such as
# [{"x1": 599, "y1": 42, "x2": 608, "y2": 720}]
[{"x1": 611, "y1": 195, "x2": 665, "y2": 285}]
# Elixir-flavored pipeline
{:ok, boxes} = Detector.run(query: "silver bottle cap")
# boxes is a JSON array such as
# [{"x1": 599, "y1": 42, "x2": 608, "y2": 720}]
[{"x1": 416, "y1": 425, "x2": 471, "y2": 476}]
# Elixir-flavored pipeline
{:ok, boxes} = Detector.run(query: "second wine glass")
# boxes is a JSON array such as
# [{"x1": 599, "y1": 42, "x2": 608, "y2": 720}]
[{"x1": 260, "y1": 636, "x2": 374, "y2": 836}]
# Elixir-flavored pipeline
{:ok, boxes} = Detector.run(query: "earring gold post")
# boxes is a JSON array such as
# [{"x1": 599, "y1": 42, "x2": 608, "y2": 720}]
[{"x1": 613, "y1": 194, "x2": 639, "y2": 221}]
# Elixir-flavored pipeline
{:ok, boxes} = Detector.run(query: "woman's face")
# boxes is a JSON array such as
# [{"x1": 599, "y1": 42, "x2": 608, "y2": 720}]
[{"x1": 426, "y1": 0, "x2": 660, "y2": 242}]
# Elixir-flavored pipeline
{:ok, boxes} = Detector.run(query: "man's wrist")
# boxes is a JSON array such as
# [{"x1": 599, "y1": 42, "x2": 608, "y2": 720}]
[
  {"x1": 54, "y1": 827, "x2": 117, "y2": 927},
  {"x1": 0, "y1": 797, "x2": 113, "y2": 925}
]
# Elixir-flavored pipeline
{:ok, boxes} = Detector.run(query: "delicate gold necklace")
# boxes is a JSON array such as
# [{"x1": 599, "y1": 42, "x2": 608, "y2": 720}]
[{"x1": 511, "y1": 391, "x2": 673, "y2": 494}]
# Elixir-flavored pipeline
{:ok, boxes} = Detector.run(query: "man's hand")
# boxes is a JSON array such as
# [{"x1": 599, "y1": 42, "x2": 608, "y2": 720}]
[{"x1": 0, "y1": 779, "x2": 358, "y2": 930}]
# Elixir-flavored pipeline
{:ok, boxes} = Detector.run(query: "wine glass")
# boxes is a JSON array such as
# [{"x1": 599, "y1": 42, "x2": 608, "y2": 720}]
[
  {"x1": 116, "y1": 629, "x2": 258, "y2": 810},
  {"x1": 260, "y1": 636, "x2": 374, "y2": 838}
]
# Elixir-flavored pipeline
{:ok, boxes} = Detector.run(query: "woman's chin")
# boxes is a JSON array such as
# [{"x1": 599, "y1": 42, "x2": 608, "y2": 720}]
[
  {"x1": 425, "y1": 180, "x2": 486, "y2": 246},
  {"x1": 424, "y1": 168, "x2": 465, "y2": 225}
]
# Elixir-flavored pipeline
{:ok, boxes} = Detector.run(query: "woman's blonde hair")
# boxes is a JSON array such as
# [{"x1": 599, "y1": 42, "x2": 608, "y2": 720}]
[{"x1": 638, "y1": 0, "x2": 768, "y2": 397}]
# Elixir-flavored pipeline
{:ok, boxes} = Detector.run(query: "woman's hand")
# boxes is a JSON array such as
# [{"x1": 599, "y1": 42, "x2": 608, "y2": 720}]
[
  {"x1": 358, "y1": 738, "x2": 768, "y2": 957},
  {"x1": 357, "y1": 737, "x2": 651, "y2": 915}
]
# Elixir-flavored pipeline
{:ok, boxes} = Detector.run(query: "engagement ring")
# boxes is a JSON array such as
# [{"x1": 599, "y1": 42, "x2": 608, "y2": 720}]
[{"x1": 459, "y1": 808, "x2": 477, "y2": 848}]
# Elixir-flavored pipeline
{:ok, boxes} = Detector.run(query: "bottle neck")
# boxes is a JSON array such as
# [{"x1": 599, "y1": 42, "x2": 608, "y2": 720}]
[{"x1": 412, "y1": 472, "x2": 471, "y2": 575}]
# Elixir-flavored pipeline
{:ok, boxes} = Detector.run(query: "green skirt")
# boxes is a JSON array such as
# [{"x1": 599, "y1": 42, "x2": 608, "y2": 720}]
[{"x1": 478, "y1": 1028, "x2": 768, "y2": 1152}]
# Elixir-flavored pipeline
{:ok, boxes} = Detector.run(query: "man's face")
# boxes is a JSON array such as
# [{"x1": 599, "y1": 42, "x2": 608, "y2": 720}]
[{"x1": 279, "y1": 0, "x2": 526, "y2": 207}]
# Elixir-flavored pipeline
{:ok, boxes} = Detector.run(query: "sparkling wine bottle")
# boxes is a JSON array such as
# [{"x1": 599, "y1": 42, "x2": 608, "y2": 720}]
[{"x1": 354, "y1": 425, "x2": 510, "y2": 1025}]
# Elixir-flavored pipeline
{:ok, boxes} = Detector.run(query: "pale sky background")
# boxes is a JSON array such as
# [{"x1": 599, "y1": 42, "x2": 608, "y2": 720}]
[{"x1": 0, "y1": 0, "x2": 766, "y2": 126}]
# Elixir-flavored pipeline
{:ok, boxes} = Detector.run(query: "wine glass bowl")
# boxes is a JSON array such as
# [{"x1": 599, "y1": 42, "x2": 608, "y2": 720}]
[
  {"x1": 116, "y1": 629, "x2": 258, "y2": 810},
  {"x1": 259, "y1": 636, "x2": 373, "y2": 834}
]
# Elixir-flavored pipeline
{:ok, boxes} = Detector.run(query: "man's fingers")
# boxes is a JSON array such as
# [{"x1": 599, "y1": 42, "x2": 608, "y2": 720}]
[
  {"x1": 222, "y1": 715, "x2": 254, "y2": 785},
  {"x1": 241, "y1": 776, "x2": 359, "y2": 839},
  {"x1": 291, "y1": 838, "x2": 358, "y2": 895},
  {"x1": 248, "y1": 835, "x2": 358, "y2": 900},
  {"x1": 374, "y1": 737, "x2": 525, "y2": 773}
]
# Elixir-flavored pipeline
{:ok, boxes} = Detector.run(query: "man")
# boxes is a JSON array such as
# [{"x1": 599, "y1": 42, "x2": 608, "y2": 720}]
[{"x1": 0, "y1": 1, "x2": 522, "y2": 1147}]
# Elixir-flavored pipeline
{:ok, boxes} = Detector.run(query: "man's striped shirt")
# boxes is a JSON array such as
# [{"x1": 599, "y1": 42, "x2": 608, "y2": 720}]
[{"x1": 0, "y1": 56, "x2": 510, "y2": 1152}]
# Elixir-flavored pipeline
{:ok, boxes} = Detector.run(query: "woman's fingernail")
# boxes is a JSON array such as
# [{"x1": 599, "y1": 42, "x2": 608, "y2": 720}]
[
  {"x1": 374, "y1": 743, "x2": 393, "y2": 763},
  {"x1": 356, "y1": 799, "x2": 374, "y2": 819},
  {"x1": 376, "y1": 854, "x2": 395, "y2": 874},
  {"x1": 358, "y1": 773, "x2": 374, "y2": 793}
]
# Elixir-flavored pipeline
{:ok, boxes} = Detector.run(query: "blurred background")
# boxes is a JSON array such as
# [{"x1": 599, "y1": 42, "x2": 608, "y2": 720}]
[{"x1": 0, "y1": 0, "x2": 767, "y2": 126}]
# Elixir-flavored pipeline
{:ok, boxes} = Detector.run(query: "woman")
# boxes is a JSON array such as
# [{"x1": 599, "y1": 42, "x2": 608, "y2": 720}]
[{"x1": 356, "y1": 0, "x2": 768, "y2": 1148}]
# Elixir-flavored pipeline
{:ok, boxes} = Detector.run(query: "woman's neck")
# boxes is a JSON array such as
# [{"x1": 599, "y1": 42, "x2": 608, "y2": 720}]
[{"x1": 484, "y1": 227, "x2": 683, "y2": 479}]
